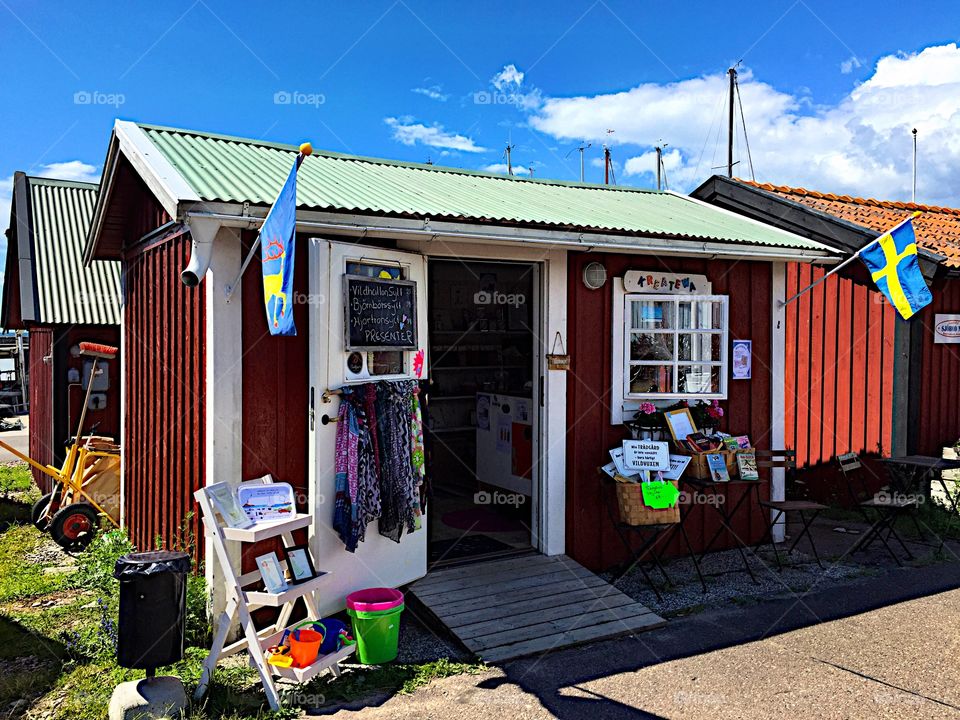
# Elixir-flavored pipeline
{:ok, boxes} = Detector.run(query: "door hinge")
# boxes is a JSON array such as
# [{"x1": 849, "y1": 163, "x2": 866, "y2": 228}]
[
  {"x1": 540, "y1": 376, "x2": 545, "y2": 407},
  {"x1": 309, "y1": 386, "x2": 315, "y2": 431}
]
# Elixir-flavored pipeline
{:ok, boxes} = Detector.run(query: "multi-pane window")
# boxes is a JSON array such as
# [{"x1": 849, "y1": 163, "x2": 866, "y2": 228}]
[{"x1": 623, "y1": 295, "x2": 729, "y2": 399}]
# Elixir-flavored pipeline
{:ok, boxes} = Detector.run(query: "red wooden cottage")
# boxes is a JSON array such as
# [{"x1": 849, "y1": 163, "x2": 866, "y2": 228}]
[
  {"x1": 82, "y1": 121, "x2": 837, "y2": 612},
  {"x1": 693, "y1": 176, "x2": 959, "y2": 495},
  {"x1": 2, "y1": 173, "x2": 121, "y2": 490}
]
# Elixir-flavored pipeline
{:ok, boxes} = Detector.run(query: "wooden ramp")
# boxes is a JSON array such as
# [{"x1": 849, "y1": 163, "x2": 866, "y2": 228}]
[{"x1": 409, "y1": 554, "x2": 665, "y2": 662}]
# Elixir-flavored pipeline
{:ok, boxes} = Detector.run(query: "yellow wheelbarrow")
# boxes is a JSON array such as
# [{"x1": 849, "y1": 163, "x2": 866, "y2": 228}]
[{"x1": 1, "y1": 342, "x2": 121, "y2": 551}]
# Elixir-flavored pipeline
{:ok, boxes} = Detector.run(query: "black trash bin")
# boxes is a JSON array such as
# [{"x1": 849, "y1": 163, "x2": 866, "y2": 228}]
[{"x1": 113, "y1": 550, "x2": 191, "y2": 673}]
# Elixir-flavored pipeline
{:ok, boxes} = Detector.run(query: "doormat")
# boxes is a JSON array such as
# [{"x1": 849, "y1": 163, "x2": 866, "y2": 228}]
[
  {"x1": 441, "y1": 507, "x2": 526, "y2": 533},
  {"x1": 428, "y1": 535, "x2": 517, "y2": 565}
]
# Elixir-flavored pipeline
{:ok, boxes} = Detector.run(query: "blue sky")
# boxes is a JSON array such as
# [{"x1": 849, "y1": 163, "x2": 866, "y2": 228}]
[{"x1": 2, "y1": 0, "x2": 960, "y2": 240}]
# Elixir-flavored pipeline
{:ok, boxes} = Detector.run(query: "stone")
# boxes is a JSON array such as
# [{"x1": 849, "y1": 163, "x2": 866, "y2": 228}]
[{"x1": 108, "y1": 676, "x2": 187, "y2": 720}]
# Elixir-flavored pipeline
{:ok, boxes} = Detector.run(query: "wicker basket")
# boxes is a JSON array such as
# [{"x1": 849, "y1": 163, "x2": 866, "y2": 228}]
[
  {"x1": 677, "y1": 450, "x2": 738, "y2": 480},
  {"x1": 615, "y1": 478, "x2": 681, "y2": 525}
]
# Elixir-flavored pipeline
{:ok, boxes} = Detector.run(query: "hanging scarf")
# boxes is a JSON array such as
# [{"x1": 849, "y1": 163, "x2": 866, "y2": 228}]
[
  {"x1": 376, "y1": 380, "x2": 419, "y2": 543},
  {"x1": 333, "y1": 390, "x2": 361, "y2": 552}
]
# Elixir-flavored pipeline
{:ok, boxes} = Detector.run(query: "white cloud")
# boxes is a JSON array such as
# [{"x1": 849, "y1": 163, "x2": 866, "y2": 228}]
[
  {"x1": 384, "y1": 117, "x2": 486, "y2": 153},
  {"x1": 0, "y1": 160, "x2": 100, "y2": 234},
  {"x1": 36, "y1": 160, "x2": 100, "y2": 183},
  {"x1": 481, "y1": 163, "x2": 513, "y2": 174},
  {"x1": 529, "y1": 43, "x2": 960, "y2": 204},
  {"x1": 840, "y1": 56, "x2": 862, "y2": 74},
  {"x1": 492, "y1": 64, "x2": 524, "y2": 90},
  {"x1": 412, "y1": 85, "x2": 449, "y2": 102}
]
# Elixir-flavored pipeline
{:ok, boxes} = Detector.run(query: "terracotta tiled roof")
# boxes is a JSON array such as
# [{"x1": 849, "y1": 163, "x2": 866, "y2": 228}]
[{"x1": 743, "y1": 180, "x2": 960, "y2": 268}]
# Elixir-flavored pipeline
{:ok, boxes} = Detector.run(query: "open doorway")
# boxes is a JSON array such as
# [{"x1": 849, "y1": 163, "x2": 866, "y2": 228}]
[{"x1": 425, "y1": 259, "x2": 539, "y2": 568}]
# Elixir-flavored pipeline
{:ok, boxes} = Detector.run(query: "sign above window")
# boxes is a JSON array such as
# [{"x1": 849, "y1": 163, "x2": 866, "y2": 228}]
[{"x1": 623, "y1": 271, "x2": 711, "y2": 294}]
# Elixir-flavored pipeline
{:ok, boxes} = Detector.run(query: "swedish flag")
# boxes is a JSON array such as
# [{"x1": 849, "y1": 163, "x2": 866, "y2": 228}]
[{"x1": 859, "y1": 214, "x2": 932, "y2": 320}]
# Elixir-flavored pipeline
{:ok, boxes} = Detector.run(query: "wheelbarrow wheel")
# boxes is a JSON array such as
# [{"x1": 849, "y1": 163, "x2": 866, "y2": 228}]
[
  {"x1": 50, "y1": 504, "x2": 99, "y2": 551},
  {"x1": 31, "y1": 492, "x2": 55, "y2": 532}
]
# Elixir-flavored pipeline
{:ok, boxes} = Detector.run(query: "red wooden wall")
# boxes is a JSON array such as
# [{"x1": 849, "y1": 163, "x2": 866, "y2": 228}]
[
  {"x1": 783, "y1": 264, "x2": 894, "y2": 474},
  {"x1": 57, "y1": 325, "x2": 122, "y2": 446},
  {"x1": 28, "y1": 328, "x2": 54, "y2": 492},
  {"x1": 240, "y1": 231, "x2": 311, "y2": 570},
  {"x1": 917, "y1": 277, "x2": 960, "y2": 455},
  {"x1": 565, "y1": 253, "x2": 773, "y2": 572},
  {"x1": 122, "y1": 232, "x2": 206, "y2": 558}
]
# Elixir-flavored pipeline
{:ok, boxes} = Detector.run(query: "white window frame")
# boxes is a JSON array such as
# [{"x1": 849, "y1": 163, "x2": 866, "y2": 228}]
[{"x1": 611, "y1": 281, "x2": 729, "y2": 423}]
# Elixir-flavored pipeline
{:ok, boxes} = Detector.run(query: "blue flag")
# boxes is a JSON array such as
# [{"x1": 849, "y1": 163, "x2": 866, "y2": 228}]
[
  {"x1": 260, "y1": 158, "x2": 298, "y2": 335},
  {"x1": 859, "y1": 215, "x2": 932, "y2": 320}
]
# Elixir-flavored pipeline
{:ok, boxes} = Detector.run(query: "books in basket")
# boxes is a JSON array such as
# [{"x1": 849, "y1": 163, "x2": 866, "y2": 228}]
[
  {"x1": 685, "y1": 433, "x2": 724, "y2": 453},
  {"x1": 737, "y1": 451, "x2": 760, "y2": 481},
  {"x1": 706, "y1": 453, "x2": 730, "y2": 482}
]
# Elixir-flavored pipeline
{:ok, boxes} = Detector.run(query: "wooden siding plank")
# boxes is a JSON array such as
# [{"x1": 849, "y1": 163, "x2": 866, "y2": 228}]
[
  {"x1": 807, "y1": 267, "x2": 825, "y2": 467},
  {"x1": 784, "y1": 263, "x2": 798, "y2": 457},
  {"x1": 865, "y1": 293, "x2": 883, "y2": 455},
  {"x1": 794, "y1": 263, "x2": 813, "y2": 468},
  {"x1": 819, "y1": 273, "x2": 839, "y2": 465},
  {"x1": 850, "y1": 285, "x2": 868, "y2": 455},
  {"x1": 834, "y1": 277, "x2": 853, "y2": 458}
]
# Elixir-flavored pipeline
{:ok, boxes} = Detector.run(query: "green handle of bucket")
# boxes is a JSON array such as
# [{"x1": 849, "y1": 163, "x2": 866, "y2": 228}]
[{"x1": 290, "y1": 620, "x2": 324, "y2": 641}]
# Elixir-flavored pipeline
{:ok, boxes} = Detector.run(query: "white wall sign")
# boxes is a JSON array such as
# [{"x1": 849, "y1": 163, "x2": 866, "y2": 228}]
[
  {"x1": 732, "y1": 339, "x2": 752, "y2": 379},
  {"x1": 623, "y1": 271, "x2": 711, "y2": 294},
  {"x1": 934, "y1": 314, "x2": 960, "y2": 344},
  {"x1": 622, "y1": 440, "x2": 670, "y2": 471}
]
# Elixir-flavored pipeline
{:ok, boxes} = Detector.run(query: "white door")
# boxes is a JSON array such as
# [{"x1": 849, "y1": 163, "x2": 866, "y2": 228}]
[{"x1": 308, "y1": 239, "x2": 428, "y2": 615}]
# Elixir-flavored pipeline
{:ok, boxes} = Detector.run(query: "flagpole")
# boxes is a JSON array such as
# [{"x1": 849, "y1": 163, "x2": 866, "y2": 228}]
[
  {"x1": 779, "y1": 211, "x2": 921, "y2": 308},
  {"x1": 224, "y1": 143, "x2": 312, "y2": 302}
]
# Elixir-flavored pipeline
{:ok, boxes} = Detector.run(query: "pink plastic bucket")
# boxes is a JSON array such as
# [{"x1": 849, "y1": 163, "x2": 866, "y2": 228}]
[{"x1": 346, "y1": 587, "x2": 404, "y2": 613}]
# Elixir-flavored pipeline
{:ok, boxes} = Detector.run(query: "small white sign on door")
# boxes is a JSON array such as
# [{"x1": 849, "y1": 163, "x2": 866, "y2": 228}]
[
  {"x1": 622, "y1": 440, "x2": 670, "y2": 471},
  {"x1": 935, "y1": 314, "x2": 960, "y2": 344}
]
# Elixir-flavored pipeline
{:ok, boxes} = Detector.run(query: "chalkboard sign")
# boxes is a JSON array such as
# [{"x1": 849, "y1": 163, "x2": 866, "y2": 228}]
[{"x1": 344, "y1": 274, "x2": 418, "y2": 350}]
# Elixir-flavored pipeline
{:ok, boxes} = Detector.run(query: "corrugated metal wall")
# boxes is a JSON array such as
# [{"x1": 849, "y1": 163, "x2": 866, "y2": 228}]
[
  {"x1": 565, "y1": 253, "x2": 772, "y2": 572},
  {"x1": 28, "y1": 328, "x2": 54, "y2": 493},
  {"x1": 784, "y1": 264, "x2": 894, "y2": 470},
  {"x1": 918, "y1": 278, "x2": 960, "y2": 455},
  {"x1": 122, "y1": 232, "x2": 205, "y2": 558}
]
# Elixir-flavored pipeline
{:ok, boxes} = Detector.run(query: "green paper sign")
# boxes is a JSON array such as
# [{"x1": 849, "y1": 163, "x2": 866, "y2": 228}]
[{"x1": 640, "y1": 481, "x2": 680, "y2": 509}]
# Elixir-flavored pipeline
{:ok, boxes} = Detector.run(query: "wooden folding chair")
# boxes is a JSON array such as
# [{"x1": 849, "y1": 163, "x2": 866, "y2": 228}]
[
  {"x1": 757, "y1": 450, "x2": 828, "y2": 569},
  {"x1": 837, "y1": 452, "x2": 917, "y2": 566}
]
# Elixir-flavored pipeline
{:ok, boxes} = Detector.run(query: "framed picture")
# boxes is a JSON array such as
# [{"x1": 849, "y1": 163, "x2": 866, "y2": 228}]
[
  {"x1": 732, "y1": 340, "x2": 752, "y2": 380},
  {"x1": 237, "y1": 482, "x2": 296, "y2": 522},
  {"x1": 282, "y1": 545, "x2": 318, "y2": 584},
  {"x1": 255, "y1": 552, "x2": 288, "y2": 594},
  {"x1": 207, "y1": 483, "x2": 254, "y2": 529},
  {"x1": 664, "y1": 408, "x2": 697, "y2": 444}
]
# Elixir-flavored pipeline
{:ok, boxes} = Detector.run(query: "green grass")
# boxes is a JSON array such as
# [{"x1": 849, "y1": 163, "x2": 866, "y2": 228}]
[
  {"x1": 0, "y1": 463, "x2": 33, "y2": 495},
  {"x1": 0, "y1": 525, "x2": 69, "y2": 602},
  {"x1": 0, "y1": 467, "x2": 486, "y2": 719}
]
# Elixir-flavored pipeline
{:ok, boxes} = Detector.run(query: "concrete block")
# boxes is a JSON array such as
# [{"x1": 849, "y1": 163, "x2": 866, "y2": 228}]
[{"x1": 108, "y1": 676, "x2": 187, "y2": 720}]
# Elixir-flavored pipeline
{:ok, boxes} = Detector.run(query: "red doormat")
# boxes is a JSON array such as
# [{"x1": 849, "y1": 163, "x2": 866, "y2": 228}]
[{"x1": 440, "y1": 507, "x2": 526, "y2": 533}]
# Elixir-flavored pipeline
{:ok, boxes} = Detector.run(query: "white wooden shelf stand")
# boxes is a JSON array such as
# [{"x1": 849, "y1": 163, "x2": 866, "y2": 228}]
[{"x1": 193, "y1": 480, "x2": 354, "y2": 711}]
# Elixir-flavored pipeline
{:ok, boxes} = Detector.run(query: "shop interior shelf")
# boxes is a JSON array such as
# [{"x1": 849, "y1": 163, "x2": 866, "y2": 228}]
[
  {"x1": 268, "y1": 643, "x2": 356, "y2": 683},
  {"x1": 221, "y1": 514, "x2": 312, "y2": 543},
  {"x1": 244, "y1": 571, "x2": 330, "y2": 608}
]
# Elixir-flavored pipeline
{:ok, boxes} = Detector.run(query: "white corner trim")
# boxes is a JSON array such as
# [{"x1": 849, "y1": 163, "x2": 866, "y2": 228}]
[
  {"x1": 114, "y1": 119, "x2": 200, "y2": 221},
  {"x1": 770, "y1": 262, "x2": 787, "y2": 542}
]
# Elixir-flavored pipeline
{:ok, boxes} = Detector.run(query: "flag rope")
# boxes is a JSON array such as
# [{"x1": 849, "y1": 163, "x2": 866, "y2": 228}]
[{"x1": 779, "y1": 211, "x2": 921, "y2": 308}]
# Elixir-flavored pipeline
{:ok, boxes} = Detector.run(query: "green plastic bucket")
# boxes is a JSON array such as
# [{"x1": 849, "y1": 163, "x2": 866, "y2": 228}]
[{"x1": 346, "y1": 604, "x2": 404, "y2": 664}]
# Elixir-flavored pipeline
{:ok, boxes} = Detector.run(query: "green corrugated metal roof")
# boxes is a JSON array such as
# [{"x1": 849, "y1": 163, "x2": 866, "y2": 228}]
[
  {"x1": 138, "y1": 123, "x2": 832, "y2": 252},
  {"x1": 28, "y1": 178, "x2": 120, "y2": 325}
]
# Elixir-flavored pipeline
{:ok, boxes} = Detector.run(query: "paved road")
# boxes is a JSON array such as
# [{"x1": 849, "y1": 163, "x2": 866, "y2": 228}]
[
  {"x1": 0, "y1": 415, "x2": 29, "y2": 463},
  {"x1": 329, "y1": 562, "x2": 960, "y2": 719}
]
